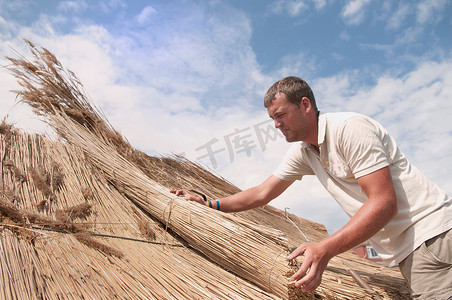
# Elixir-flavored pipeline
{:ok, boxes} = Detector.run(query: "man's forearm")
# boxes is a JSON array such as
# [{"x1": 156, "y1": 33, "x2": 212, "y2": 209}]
[
  {"x1": 319, "y1": 193, "x2": 397, "y2": 259},
  {"x1": 216, "y1": 175, "x2": 293, "y2": 213},
  {"x1": 321, "y1": 166, "x2": 398, "y2": 258},
  {"x1": 217, "y1": 186, "x2": 269, "y2": 212}
]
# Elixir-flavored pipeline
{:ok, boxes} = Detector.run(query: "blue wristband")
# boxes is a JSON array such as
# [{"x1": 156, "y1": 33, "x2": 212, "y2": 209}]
[{"x1": 216, "y1": 200, "x2": 220, "y2": 211}]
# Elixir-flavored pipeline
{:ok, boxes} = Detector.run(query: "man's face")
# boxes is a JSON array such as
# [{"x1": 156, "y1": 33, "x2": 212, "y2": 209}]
[{"x1": 267, "y1": 93, "x2": 308, "y2": 142}]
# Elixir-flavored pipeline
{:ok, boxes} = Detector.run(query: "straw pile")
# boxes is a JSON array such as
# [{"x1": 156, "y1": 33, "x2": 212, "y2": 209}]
[
  {"x1": 0, "y1": 41, "x2": 411, "y2": 299},
  {"x1": 1, "y1": 128, "x2": 279, "y2": 299}
]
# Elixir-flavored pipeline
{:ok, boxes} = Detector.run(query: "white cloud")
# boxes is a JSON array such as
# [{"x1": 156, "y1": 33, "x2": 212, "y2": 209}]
[
  {"x1": 416, "y1": 0, "x2": 448, "y2": 24},
  {"x1": 270, "y1": 0, "x2": 328, "y2": 14},
  {"x1": 289, "y1": 1, "x2": 308, "y2": 16},
  {"x1": 339, "y1": 30, "x2": 351, "y2": 41},
  {"x1": 276, "y1": 51, "x2": 317, "y2": 79},
  {"x1": 0, "y1": 0, "x2": 30, "y2": 14},
  {"x1": 57, "y1": 0, "x2": 88, "y2": 13},
  {"x1": 386, "y1": 2, "x2": 411, "y2": 30},
  {"x1": 313, "y1": 0, "x2": 327, "y2": 11},
  {"x1": 0, "y1": 47, "x2": 50, "y2": 133},
  {"x1": 341, "y1": 0, "x2": 371, "y2": 25},
  {"x1": 396, "y1": 26, "x2": 424, "y2": 46},
  {"x1": 136, "y1": 5, "x2": 157, "y2": 25},
  {"x1": 0, "y1": 15, "x2": 17, "y2": 39},
  {"x1": 99, "y1": 0, "x2": 127, "y2": 14},
  {"x1": 270, "y1": 0, "x2": 315, "y2": 17}
]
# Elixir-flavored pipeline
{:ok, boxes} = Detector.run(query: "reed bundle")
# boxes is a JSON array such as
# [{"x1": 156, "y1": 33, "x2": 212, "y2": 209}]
[
  {"x1": 1, "y1": 41, "x2": 412, "y2": 299},
  {"x1": 1, "y1": 127, "x2": 280, "y2": 299}
]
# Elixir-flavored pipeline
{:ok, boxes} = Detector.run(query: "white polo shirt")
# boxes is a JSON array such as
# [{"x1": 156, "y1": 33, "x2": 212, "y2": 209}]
[{"x1": 273, "y1": 112, "x2": 452, "y2": 266}]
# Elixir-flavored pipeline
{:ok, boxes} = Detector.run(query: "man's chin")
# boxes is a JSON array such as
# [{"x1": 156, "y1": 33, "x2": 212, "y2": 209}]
[
  {"x1": 282, "y1": 131, "x2": 299, "y2": 142},
  {"x1": 285, "y1": 134, "x2": 302, "y2": 143},
  {"x1": 285, "y1": 136, "x2": 295, "y2": 142}
]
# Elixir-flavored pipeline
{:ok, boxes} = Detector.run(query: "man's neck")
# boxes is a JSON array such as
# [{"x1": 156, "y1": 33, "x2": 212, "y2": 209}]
[{"x1": 305, "y1": 113, "x2": 319, "y2": 147}]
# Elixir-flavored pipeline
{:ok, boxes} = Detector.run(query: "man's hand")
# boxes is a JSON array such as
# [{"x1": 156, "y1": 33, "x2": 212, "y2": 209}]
[
  {"x1": 287, "y1": 242, "x2": 332, "y2": 292},
  {"x1": 170, "y1": 189, "x2": 204, "y2": 205}
]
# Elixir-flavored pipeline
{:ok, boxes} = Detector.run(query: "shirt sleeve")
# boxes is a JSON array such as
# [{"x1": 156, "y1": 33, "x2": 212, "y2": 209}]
[
  {"x1": 338, "y1": 116, "x2": 390, "y2": 178},
  {"x1": 273, "y1": 143, "x2": 315, "y2": 181}
]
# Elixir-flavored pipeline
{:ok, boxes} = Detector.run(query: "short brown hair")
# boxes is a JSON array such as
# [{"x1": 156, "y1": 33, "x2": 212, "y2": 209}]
[{"x1": 264, "y1": 76, "x2": 318, "y2": 113}]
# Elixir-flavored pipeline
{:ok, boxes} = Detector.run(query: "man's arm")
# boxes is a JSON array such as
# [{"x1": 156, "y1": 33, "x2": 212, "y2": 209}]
[
  {"x1": 288, "y1": 166, "x2": 398, "y2": 292},
  {"x1": 170, "y1": 175, "x2": 293, "y2": 212}
]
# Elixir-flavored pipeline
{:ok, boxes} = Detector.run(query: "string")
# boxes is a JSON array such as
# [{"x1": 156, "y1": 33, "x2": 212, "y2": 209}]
[
  {"x1": 268, "y1": 249, "x2": 286, "y2": 293},
  {"x1": 28, "y1": 225, "x2": 187, "y2": 247},
  {"x1": 284, "y1": 207, "x2": 310, "y2": 243},
  {"x1": 162, "y1": 197, "x2": 175, "y2": 231}
]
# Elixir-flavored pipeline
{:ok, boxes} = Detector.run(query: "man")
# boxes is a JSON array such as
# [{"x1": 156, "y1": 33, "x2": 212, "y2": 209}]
[{"x1": 171, "y1": 76, "x2": 452, "y2": 299}]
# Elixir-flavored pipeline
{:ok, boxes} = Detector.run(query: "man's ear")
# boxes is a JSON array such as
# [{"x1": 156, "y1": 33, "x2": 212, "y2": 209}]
[{"x1": 300, "y1": 96, "x2": 312, "y2": 112}]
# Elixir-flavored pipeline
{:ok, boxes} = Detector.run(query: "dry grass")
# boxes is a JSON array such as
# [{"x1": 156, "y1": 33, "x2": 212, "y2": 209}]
[
  {"x1": 74, "y1": 232, "x2": 124, "y2": 258},
  {"x1": 0, "y1": 195, "x2": 122, "y2": 258}
]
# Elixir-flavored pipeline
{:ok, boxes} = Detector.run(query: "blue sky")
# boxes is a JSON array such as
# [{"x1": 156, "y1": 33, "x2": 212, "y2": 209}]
[{"x1": 1, "y1": 0, "x2": 451, "y2": 234}]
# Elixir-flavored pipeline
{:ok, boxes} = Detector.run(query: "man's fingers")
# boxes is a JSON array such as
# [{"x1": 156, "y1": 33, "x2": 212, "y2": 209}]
[
  {"x1": 290, "y1": 254, "x2": 312, "y2": 282},
  {"x1": 186, "y1": 195, "x2": 200, "y2": 201},
  {"x1": 291, "y1": 266, "x2": 310, "y2": 283},
  {"x1": 170, "y1": 189, "x2": 204, "y2": 204},
  {"x1": 300, "y1": 277, "x2": 321, "y2": 292},
  {"x1": 170, "y1": 189, "x2": 186, "y2": 197},
  {"x1": 287, "y1": 242, "x2": 329, "y2": 292},
  {"x1": 170, "y1": 189, "x2": 180, "y2": 195},
  {"x1": 291, "y1": 264, "x2": 320, "y2": 291},
  {"x1": 297, "y1": 270, "x2": 322, "y2": 292},
  {"x1": 287, "y1": 244, "x2": 306, "y2": 260}
]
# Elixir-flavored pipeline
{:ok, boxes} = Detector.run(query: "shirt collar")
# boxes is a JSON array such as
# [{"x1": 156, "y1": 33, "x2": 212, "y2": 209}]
[{"x1": 317, "y1": 112, "x2": 326, "y2": 146}]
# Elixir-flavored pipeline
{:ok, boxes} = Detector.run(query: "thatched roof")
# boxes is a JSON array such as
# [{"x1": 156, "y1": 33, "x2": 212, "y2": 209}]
[{"x1": 0, "y1": 41, "x2": 411, "y2": 299}]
